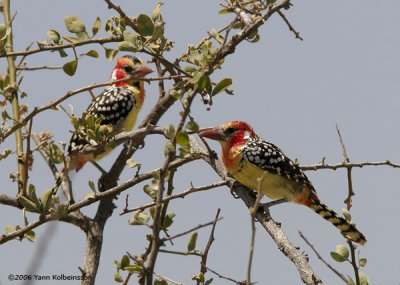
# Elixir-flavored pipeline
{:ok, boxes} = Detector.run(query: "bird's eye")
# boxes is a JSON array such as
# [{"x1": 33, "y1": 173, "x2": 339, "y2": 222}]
[
  {"x1": 123, "y1": 65, "x2": 134, "y2": 73},
  {"x1": 225, "y1": 127, "x2": 236, "y2": 135}
]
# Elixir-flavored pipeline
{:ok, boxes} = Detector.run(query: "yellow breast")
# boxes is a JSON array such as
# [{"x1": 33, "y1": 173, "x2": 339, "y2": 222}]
[{"x1": 232, "y1": 161, "x2": 302, "y2": 201}]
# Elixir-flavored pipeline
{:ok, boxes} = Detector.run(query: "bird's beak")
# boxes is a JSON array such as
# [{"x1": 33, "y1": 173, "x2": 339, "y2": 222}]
[
  {"x1": 198, "y1": 127, "x2": 224, "y2": 141},
  {"x1": 133, "y1": 65, "x2": 153, "y2": 77}
]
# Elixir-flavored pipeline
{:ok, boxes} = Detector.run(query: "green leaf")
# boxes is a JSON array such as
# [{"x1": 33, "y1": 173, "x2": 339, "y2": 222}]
[
  {"x1": 120, "y1": 255, "x2": 130, "y2": 269},
  {"x1": 62, "y1": 36, "x2": 81, "y2": 43},
  {"x1": 28, "y1": 184, "x2": 41, "y2": 210},
  {"x1": 347, "y1": 276, "x2": 356, "y2": 285},
  {"x1": 104, "y1": 48, "x2": 119, "y2": 61},
  {"x1": 124, "y1": 265, "x2": 141, "y2": 273},
  {"x1": 163, "y1": 211, "x2": 175, "y2": 228},
  {"x1": 164, "y1": 140, "x2": 175, "y2": 156},
  {"x1": 185, "y1": 121, "x2": 199, "y2": 132},
  {"x1": 176, "y1": 130, "x2": 189, "y2": 149},
  {"x1": 47, "y1": 29, "x2": 60, "y2": 43},
  {"x1": 18, "y1": 195, "x2": 39, "y2": 212},
  {"x1": 335, "y1": 244, "x2": 349, "y2": 259},
  {"x1": 184, "y1": 65, "x2": 198, "y2": 73},
  {"x1": 211, "y1": 78, "x2": 232, "y2": 96},
  {"x1": 63, "y1": 59, "x2": 78, "y2": 76},
  {"x1": 40, "y1": 188, "x2": 53, "y2": 212},
  {"x1": 0, "y1": 23, "x2": 7, "y2": 40},
  {"x1": 5, "y1": 225, "x2": 15, "y2": 234},
  {"x1": 187, "y1": 232, "x2": 198, "y2": 251},
  {"x1": 58, "y1": 49, "x2": 68, "y2": 58},
  {"x1": 136, "y1": 14, "x2": 154, "y2": 37},
  {"x1": 114, "y1": 271, "x2": 123, "y2": 283},
  {"x1": 359, "y1": 272, "x2": 369, "y2": 285},
  {"x1": 88, "y1": 180, "x2": 96, "y2": 193},
  {"x1": 64, "y1": 15, "x2": 86, "y2": 34},
  {"x1": 152, "y1": 23, "x2": 164, "y2": 40},
  {"x1": 330, "y1": 252, "x2": 346, "y2": 262},
  {"x1": 0, "y1": 24, "x2": 11, "y2": 40},
  {"x1": 192, "y1": 272, "x2": 205, "y2": 283},
  {"x1": 154, "y1": 277, "x2": 168, "y2": 285},
  {"x1": 342, "y1": 208, "x2": 351, "y2": 221},
  {"x1": 25, "y1": 230, "x2": 35, "y2": 242},
  {"x1": 196, "y1": 73, "x2": 212, "y2": 94},
  {"x1": 123, "y1": 30, "x2": 135, "y2": 43},
  {"x1": 128, "y1": 211, "x2": 150, "y2": 225},
  {"x1": 205, "y1": 278, "x2": 214, "y2": 285},
  {"x1": 117, "y1": 41, "x2": 138, "y2": 52},
  {"x1": 151, "y1": 4, "x2": 161, "y2": 20},
  {"x1": 92, "y1": 16, "x2": 101, "y2": 37},
  {"x1": 57, "y1": 204, "x2": 69, "y2": 219},
  {"x1": 85, "y1": 192, "x2": 96, "y2": 199},
  {"x1": 75, "y1": 31, "x2": 89, "y2": 40},
  {"x1": 143, "y1": 184, "x2": 157, "y2": 199},
  {"x1": 85, "y1": 50, "x2": 99, "y2": 58},
  {"x1": 85, "y1": 113, "x2": 95, "y2": 129},
  {"x1": 166, "y1": 124, "x2": 175, "y2": 139},
  {"x1": 359, "y1": 258, "x2": 367, "y2": 267},
  {"x1": 126, "y1": 158, "x2": 140, "y2": 168}
]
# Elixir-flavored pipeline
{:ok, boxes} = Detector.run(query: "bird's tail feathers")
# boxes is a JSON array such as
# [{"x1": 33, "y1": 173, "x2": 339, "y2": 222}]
[{"x1": 309, "y1": 197, "x2": 367, "y2": 245}]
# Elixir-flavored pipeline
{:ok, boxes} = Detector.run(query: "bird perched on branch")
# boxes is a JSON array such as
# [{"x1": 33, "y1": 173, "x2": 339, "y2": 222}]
[
  {"x1": 65, "y1": 55, "x2": 153, "y2": 172},
  {"x1": 199, "y1": 121, "x2": 367, "y2": 245}
]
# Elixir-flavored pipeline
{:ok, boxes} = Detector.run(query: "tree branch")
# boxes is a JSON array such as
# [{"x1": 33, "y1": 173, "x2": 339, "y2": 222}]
[{"x1": 0, "y1": 36, "x2": 121, "y2": 58}]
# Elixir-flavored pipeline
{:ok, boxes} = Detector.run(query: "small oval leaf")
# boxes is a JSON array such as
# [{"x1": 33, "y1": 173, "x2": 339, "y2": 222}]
[
  {"x1": 187, "y1": 232, "x2": 198, "y2": 251},
  {"x1": 211, "y1": 78, "x2": 232, "y2": 96},
  {"x1": 63, "y1": 59, "x2": 78, "y2": 76},
  {"x1": 64, "y1": 15, "x2": 86, "y2": 34},
  {"x1": 92, "y1": 16, "x2": 101, "y2": 37},
  {"x1": 136, "y1": 14, "x2": 154, "y2": 37}
]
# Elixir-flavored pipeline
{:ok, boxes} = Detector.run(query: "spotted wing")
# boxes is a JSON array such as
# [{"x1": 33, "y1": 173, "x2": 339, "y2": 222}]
[
  {"x1": 86, "y1": 86, "x2": 136, "y2": 125},
  {"x1": 242, "y1": 138, "x2": 315, "y2": 190},
  {"x1": 67, "y1": 86, "x2": 136, "y2": 155}
]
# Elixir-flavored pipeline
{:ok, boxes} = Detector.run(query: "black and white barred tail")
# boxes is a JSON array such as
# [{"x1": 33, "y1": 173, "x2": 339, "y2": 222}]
[{"x1": 309, "y1": 199, "x2": 367, "y2": 245}]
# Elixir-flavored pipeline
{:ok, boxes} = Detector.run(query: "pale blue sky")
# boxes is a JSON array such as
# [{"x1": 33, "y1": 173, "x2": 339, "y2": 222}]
[{"x1": 1, "y1": 1, "x2": 400, "y2": 284}]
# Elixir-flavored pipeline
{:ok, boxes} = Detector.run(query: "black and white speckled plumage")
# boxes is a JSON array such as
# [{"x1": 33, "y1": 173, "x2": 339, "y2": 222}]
[
  {"x1": 67, "y1": 86, "x2": 136, "y2": 154},
  {"x1": 241, "y1": 138, "x2": 315, "y2": 191}
]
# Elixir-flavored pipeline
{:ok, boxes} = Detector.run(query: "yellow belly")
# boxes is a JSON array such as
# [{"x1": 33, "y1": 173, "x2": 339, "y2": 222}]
[{"x1": 232, "y1": 162, "x2": 301, "y2": 201}]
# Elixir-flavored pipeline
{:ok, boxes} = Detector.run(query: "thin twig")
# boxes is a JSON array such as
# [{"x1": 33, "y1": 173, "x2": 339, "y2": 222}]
[
  {"x1": 206, "y1": 266, "x2": 245, "y2": 285},
  {"x1": 247, "y1": 173, "x2": 266, "y2": 285},
  {"x1": 299, "y1": 231, "x2": 347, "y2": 283},
  {"x1": 278, "y1": 10, "x2": 303, "y2": 41},
  {"x1": 348, "y1": 240, "x2": 360, "y2": 285},
  {"x1": 301, "y1": 160, "x2": 400, "y2": 171},
  {"x1": 0, "y1": 36, "x2": 121, "y2": 58},
  {"x1": 161, "y1": 218, "x2": 223, "y2": 243},
  {"x1": 22, "y1": 118, "x2": 33, "y2": 195},
  {"x1": 17, "y1": 65, "x2": 63, "y2": 71},
  {"x1": 120, "y1": 180, "x2": 228, "y2": 215},
  {"x1": 201, "y1": 209, "x2": 221, "y2": 274}
]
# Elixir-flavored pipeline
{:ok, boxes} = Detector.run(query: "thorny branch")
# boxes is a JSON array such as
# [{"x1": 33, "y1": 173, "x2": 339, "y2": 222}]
[
  {"x1": 120, "y1": 180, "x2": 228, "y2": 215},
  {"x1": 0, "y1": 154, "x2": 199, "y2": 245},
  {"x1": 335, "y1": 126, "x2": 360, "y2": 285},
  {"x1": 0, "y1": 75, "x2": 187, "y2": 143},
  {"x1": 160, "y1": 217, "x2": 223, "y2": 243},
  {"x1": 201, "y1": 209, "x2": 221, "y2": 274},
  {"x1": 299, "y1": 231, "x2": 347, "y2": 284},
  {"x1": 0, "y1": 36, "x2": 122, "y2": 58}
]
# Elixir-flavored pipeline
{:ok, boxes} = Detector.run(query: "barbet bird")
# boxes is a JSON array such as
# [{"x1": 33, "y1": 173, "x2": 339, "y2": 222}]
[
  {"x1": 65, "y1": 55, "x2": 153, "y2": 172},
  {"x1": 199, "y1": 121, "x2": 367, "y2": 245}
]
